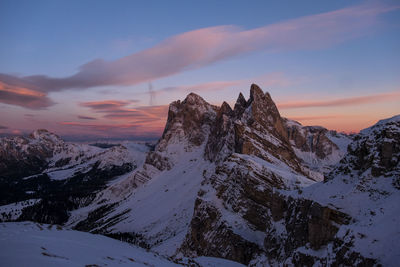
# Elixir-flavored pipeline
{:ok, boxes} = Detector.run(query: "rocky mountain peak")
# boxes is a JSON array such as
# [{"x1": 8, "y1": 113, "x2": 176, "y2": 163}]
[
  {"x1": 157, "y1": 92, "x2": 217, "y2": 151},
  {"x1": 246, "y1": 84, "x2": 287, "y2": 140},
  {"x1": 183, "y1": 92, "x2": 209, "y2": 106},
  {"x1": 248, "y1": 83, "x2": 264, "y2": 103},
  {"x1": 203, "y1": 85, "x2": 304, "y2": 174},
  {"x1": 29, "y1": 129, "x2": 62, "y2": 143},
  {"x1": 233, "y1": 92, "x2": 247, "y2": 117}
]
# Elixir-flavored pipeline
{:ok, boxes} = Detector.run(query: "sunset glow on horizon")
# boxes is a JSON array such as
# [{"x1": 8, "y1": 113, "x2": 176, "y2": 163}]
[{"x1": 1, "y1": 0, "x2": 399, "y2": 140}]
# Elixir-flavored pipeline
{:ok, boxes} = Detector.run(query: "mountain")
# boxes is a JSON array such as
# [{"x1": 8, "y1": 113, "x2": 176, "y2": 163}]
[
  {"x1": 0, "y1": 130, "x2": 150, "y2": 223},
  {"x1": 0, "y1": 84, "x2": 398, "y2": 266}
]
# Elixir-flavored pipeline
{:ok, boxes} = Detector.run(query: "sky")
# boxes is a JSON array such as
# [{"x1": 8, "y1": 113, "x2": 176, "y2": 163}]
[{"x1": 0, "y1": 0, "x2": 399, "y2": 140}]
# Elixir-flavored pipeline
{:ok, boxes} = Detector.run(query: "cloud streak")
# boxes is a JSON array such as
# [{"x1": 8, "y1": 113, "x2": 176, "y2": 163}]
[
  {"x1": 0, "y1": 1, "x2": 396, "y2": 103},
  {"x1": 79, "y1": 100, "x2": 168, "y2": 131},
  {"x1": 80, "y1": 100, "x2": 132, "y2": 110},
  {"x1": 0, "y1": 80, "x2": 55, "y2": 109},
  {"x1": 278, "y1": 91, "x2": 400, "y2": 109},
  {"x1": 155, "y1": 80, "x2": 242, "y2": 96},
  {"x1": 77, "y1": 115, "x2": 97, "y2": 120},
  {"x1": 149, "y1": 72, "x2": 302, "y2": 97}
]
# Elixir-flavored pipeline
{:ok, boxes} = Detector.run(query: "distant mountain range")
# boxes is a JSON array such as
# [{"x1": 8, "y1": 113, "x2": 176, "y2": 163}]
[{"x1": 1, "y1": 84, "x2": 399, "y2": 266}]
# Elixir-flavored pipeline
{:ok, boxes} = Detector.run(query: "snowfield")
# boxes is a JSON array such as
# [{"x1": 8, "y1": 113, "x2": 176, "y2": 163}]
[{"x1": 0, "y1": 222, "x2": 244, "y2": 267}]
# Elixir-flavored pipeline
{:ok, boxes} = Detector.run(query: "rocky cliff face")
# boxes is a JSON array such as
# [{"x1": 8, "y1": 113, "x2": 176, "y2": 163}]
[{"x1": 284, "y1": 119, "x2": 352, "y2": 176}]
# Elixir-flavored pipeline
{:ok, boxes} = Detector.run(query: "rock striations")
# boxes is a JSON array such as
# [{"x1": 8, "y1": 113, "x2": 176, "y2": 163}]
[{"x1": 1, "y1": 85, "x2": 399, "y2": 266}]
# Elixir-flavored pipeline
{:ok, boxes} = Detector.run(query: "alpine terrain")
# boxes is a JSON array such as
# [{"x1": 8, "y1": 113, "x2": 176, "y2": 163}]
[{"x1": 1, "y1": 84, "x2": 399, "y2": 266}]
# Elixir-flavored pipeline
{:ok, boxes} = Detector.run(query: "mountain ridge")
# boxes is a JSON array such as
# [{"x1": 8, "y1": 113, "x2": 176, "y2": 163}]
[{"x1": 0, "y1": 84, "x2": 399, "y2": 266}]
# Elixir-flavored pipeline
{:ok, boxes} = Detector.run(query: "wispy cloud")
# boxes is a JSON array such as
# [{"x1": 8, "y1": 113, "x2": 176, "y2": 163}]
[
  {"x1": 77, "y1": 115, "x2": 97, "y2": 120},
  {"x1": 80, "y1": 100, "x2": 168, "y2": 130},
  {"x1": 150, "y1": 72, "x2": 299, "y2": 98},
  {"x1": 0, "y1": 1, "x2": 396, "y2": 106},
  {"x1": 80, "y1": 100, "x2": 132, "y2": 110},
  {"x1": 278, "y1": 91, "x2": 400, "y2": 109},
  {"x1": 0, "y1": 125, "x2": 8, "y2": 130},
  {"x1": 154, "y1": 80, "x2": 242, "y2": 96},
  {"x1": 59, "y1": 121, "x2": 163, "y2": 138}
]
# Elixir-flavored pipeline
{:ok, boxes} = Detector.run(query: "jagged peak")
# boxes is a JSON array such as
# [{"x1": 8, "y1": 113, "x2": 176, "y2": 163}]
[
  {"x1": 264, "y1": 91, "x2": 273, "y2": 102},
  {"x1": 234, "y1": 92, "x2": 247, "y2": 116},
  {"x1": 220, "y1": 101, "x2": 232, "y2": 115},
  {"x1": 236, "y1": 92, "x2": 246, "y2": 105},
  {"x1": 248, "y1": 83, "x2": 264, "y2": 104}
]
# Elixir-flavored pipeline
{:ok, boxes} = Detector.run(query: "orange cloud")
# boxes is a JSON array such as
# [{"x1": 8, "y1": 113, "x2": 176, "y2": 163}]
[
  {"x1": 0, "y1": 81, "x2": 54, "y2": 109},
  {"x1": 278, "y1": 91, "x2": 400, "y2": 109}
]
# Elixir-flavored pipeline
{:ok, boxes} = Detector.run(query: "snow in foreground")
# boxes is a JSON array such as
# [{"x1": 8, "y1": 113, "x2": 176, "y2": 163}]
[{"x1": 0, "y1": 222, "x2": 244, "y2": 267}]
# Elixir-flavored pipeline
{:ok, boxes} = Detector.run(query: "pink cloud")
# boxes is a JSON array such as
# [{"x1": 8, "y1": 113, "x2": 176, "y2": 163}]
[
  {"x1": 278, "y1": 91, "x2": 400, "y2": 109},
  {"x1": 0, "y1": 1, "x2": 397, "y2": 98},
  {"x1": 80, "y1": 100, "x2": 132, "y2": 110},
  {"x1": 155, "y1": 80, "x2": 243, "y2": 96}
]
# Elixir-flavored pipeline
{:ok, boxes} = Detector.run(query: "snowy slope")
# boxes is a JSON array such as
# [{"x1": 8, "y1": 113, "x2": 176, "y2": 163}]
[
  {"x1": 0, "y1": 199, "x2": 41, "y2": 221},
  {"x1": 299, "y1": 115, "x2": 400, "y2": 265},
  {"x1": 0, "y1": 222, "x2": 244, "y2": 267},
  {"x1": 67, "y1": 141, "x2": 214, "y2": 256}
]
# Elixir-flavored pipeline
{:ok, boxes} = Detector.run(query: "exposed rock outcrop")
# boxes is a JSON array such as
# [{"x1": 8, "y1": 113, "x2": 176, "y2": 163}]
[{"x1": 284, "y1": 119, "x2": 352, "y2": 175}]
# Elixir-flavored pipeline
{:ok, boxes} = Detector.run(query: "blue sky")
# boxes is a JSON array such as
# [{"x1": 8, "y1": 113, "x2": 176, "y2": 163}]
[{"x1": 0, "y1": 0, "x2": 399, "y2": 139}]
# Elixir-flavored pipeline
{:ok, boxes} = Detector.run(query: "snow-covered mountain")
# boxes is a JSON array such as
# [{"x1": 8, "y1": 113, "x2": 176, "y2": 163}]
[
  {"x1": 0, "y1": 130, "x2": 150, "y2": 223},
  {"x1": 1, "y1": 84, "x2": 399, "y2": 266}
]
